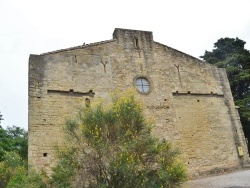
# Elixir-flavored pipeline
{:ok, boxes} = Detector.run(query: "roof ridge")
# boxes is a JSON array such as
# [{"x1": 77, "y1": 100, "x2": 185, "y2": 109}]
[{"x1": 41, "y1": 39, "x2": 116, "y2": 55}]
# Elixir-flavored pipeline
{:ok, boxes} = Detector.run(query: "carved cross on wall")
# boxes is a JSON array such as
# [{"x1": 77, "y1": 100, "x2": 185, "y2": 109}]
[{"x1": 47, "y1": 89, "x2": 95, "y2": 97}]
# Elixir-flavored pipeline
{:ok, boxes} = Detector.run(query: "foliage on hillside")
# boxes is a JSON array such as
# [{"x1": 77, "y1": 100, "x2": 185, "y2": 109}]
[
  {"x1": 0, "y1": 125, "x2": 32, "y2": 188},
  {"x1": 0, "y1": 126, "x2": 28, "y2": 161}
]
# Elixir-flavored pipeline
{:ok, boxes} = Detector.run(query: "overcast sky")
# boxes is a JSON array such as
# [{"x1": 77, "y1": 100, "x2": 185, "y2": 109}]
[{"x1": 0, "y1": 0, "x2": 250, "y2": 130}]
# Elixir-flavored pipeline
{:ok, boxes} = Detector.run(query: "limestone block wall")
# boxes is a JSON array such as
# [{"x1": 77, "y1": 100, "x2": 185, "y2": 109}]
[{"x1": 28, "y1": 28, "x2": 249, "y2": 177}]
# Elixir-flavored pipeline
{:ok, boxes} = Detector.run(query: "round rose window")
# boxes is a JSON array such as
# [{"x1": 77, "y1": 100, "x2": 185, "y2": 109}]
[{"x1": 135, "y1": 77, "x2": 150, "y2": 94}]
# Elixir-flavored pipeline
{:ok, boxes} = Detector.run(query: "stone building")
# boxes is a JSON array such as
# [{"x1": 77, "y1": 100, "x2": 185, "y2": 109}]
[{"x1": 28, "y1": 28, "x2": 249, "y2": 177}]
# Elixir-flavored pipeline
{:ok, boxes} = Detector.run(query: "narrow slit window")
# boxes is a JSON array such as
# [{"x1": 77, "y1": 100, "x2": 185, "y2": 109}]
[{"x1": 134, "y1": 38, "x2": 140, "y2": 49}]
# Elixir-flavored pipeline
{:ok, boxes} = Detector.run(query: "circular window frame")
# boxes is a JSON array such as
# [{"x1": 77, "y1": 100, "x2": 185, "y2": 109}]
[{"x1": 133, "y1": 76, "x2": 152, "y2": 95}]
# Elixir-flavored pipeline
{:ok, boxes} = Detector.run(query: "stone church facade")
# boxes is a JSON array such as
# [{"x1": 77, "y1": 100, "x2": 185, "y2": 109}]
[{"x1": 28, "y1": 28, "x2": 249, "y2": 177}]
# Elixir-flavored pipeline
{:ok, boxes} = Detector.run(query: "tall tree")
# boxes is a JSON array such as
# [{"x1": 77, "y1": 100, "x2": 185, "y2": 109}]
[{"x1": 201, "y1": 37, "x2": 250, "y2": 151}]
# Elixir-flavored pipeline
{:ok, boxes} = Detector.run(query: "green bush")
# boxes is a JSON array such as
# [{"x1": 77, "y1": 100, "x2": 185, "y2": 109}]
[
  {"x1": 50, "y1": 91, "x2": 187, "y2": 188},
  {"x1": 0, "y1": 151, "x2": 46, "y2": 188},
  {"x1": 6, "y1": 172, "x2": 46, "y2": 188},
  {"x1": 0, "y1": 151, "x2": 27, "y2": 187},
  {"x1": 48, "y1": 158, "x2": 75, "y2": 188}
]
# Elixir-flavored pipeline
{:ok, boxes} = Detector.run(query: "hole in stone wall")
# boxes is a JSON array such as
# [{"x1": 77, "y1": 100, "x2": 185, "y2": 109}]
[
  {"x1": 197, "y1": 100, "x2": 200, "y2": 102},
  {"x1": 43, "y1": 153, "x2": 47, "y2": 157},
  {"x1": 176, "y1": 91, "x2": 179, "y2": 94},
  {"x1": 164, "y1": 99, "x2": 167, "y2": 101},
  {"x1": 187, "y1": 91, "x2": 190, "y2": 94},
  {"x1": 69, "y1": 89, "x2": 74, "y2": 92},
  {"x1": 85, "y1": 98, "x2": 90, "y2": 108},
  {"x1": 211, "y1": 92, "x2": 213, "y2": 94},
  {"x1": 236, "y1": 130, "x2": 237, "y2": 133}
]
